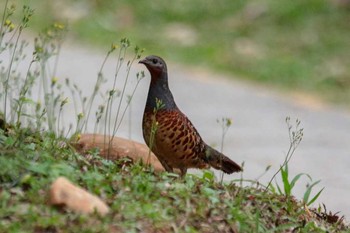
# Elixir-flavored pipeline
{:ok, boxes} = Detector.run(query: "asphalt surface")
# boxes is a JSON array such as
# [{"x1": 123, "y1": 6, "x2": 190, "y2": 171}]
[{"x1": 19, "y1": 41, "x2": 350, "y2": 218}]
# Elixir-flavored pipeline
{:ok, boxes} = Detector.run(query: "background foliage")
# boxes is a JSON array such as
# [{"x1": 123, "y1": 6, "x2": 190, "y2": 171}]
[{"x1": 13, "y1": 0, "x2": 350, "y2": 105}]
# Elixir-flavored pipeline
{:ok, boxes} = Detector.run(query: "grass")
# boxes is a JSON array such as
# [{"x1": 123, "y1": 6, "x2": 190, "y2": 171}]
[
  {"x1": 0, "y1": 1, "x2": 349, "y2": 232},
  {"x1": 0, "y1": 128, "x2": 348, "y2": 232},
  {"x1": 7, "y1": 0, "x2": 350, "y2": 106}
]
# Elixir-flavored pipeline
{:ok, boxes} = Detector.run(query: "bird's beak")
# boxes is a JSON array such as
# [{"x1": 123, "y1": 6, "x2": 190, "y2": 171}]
[{"x1": 138, "y1": 58, "x2": 147, "y2": 65}]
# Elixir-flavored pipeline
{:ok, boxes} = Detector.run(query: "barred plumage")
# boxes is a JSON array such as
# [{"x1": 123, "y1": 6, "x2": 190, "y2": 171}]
[{"x1": 139, "y1": 55, "x2": 242, "y2": 176}]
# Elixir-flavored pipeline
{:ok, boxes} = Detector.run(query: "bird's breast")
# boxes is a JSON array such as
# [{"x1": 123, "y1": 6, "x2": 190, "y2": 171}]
[{"x1": 142, "y1": 109, "x2": 208, "y2": 169}]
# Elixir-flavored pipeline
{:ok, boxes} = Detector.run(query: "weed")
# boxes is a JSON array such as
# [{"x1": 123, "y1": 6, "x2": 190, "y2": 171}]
[
  {"x1": 265, "y1": 117, "x2": 324, "y2": 213},
  {"x1": 266, "y1": 117, "x2": 303, "y2": 190},
  {"x1": 1, "y1": 3, "x2": 33, "y2": 125},
  {"x1": 82, "y1": 43, "x2": 114, "y2": 133},
  {"x1": 33, "y1": 22, "x2": 67, "y2": 134},
  {"x1": 0, "y1": 3, "x2": 143, "y2": 140},
  {"x1": 108, "y1": 45, "x2": 144, "y2": 156},
  {"x1": 303, "y1": 179, "x2": 324, "y2": 206},
  {"x1": 146, "y1": 98, "x2": 165, "y2": 166},
  {"x1": 216, "y1": 117, "x2": 232, "y2": 184},
  {"x1": 0, "y1": 5, "x2": 69, "y2": 136}
]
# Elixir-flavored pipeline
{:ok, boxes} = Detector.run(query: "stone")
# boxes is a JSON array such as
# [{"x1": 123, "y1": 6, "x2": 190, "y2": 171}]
[
  {"x1": 49, "y1": 177, "x2": 109, "y2": 216},
  {"x1": 73, "y1": 134, "x2": 165, "y2": 172}
]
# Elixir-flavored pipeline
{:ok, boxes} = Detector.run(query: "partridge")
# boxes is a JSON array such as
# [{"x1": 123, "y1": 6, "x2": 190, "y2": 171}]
[{"x1": 139, "y1": 55, "x2": 242, "y2": 176}]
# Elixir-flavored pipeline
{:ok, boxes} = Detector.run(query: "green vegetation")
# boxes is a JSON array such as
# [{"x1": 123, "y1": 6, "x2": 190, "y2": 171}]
[
  {"x1": 0, "y1": 129, "x2": 348, "y2": 232},
  {"x1": 9, "y1": 0, "x2": 350, "y2": 105},
  {"x1": 0, "y1": 2, "x2": 349, "y2": 232}
]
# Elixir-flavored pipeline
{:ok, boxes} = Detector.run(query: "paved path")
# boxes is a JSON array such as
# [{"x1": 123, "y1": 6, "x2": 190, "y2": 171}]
[{"x1": 24, "y1": 41, "x2": 350, "y2": 218}]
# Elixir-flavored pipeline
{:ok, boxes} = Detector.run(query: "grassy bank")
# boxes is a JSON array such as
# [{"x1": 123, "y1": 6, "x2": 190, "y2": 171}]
[{"x1": 0, "y1": 128, "x2": 348, "y2": 232}]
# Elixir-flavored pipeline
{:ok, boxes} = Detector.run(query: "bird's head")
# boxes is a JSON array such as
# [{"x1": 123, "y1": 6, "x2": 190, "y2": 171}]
[{"x1": 139, "y1": 55, "x2": 167, "y2": 77}]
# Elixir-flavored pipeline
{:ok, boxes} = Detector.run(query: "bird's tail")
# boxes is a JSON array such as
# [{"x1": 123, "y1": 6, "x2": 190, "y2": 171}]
[{"x1": 204, "y1": 145, "x2": 242, "y2": 174}]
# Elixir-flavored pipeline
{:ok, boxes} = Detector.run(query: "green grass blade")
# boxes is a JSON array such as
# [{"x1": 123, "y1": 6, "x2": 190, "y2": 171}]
[
  {"x1": 281, "y1": 166, "x2": 290, "y2": 196},
  {"x1": 290, "y1": 173, "x2": 306, "y2": 190},
  {"x1": 307, "y1": 187, "x2": 324, "y2": 206},
  {"x1": 276, "y1": 182, "x2": 283, "y2": 195},
  {"x1": 303, "y1": 180, "x2": 322, "y2": 205}
]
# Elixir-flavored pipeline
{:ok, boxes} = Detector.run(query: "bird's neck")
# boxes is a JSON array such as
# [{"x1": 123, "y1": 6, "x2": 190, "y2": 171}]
[{"x1": 145, "y1": 72, "x2": 177, "y2": 111}]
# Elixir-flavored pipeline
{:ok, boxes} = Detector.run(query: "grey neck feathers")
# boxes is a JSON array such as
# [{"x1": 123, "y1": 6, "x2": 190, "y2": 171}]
[{"x1": 145, "y1": 71, "x2": 177, "y2": 111}]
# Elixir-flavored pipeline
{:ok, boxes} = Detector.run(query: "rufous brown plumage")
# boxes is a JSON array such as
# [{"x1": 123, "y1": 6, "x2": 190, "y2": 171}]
[{"x1": 139, "y1": 55, "x2": 242, "y2": 176}]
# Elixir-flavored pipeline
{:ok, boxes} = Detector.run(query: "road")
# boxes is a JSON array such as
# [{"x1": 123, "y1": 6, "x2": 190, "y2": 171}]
[{"x1": 19, "y1": 40, "x2": 350, "y2": 218}]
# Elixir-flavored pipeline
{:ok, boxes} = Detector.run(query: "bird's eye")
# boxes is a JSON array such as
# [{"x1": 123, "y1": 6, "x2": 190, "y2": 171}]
[{"x1": 152, "y1": 58, "x2": 158, "y2": 64}]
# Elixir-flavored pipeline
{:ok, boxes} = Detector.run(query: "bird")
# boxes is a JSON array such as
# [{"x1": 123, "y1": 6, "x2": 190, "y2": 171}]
[{"x1": 139, "y1": 55, "x2": 242, "y2": 176}]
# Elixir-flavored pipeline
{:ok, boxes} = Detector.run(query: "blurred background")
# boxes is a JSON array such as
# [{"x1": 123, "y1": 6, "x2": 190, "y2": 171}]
[
  {"x1": 2, "y1": 0, "x2": 350, "y2": 217},
  {"x1": 9, "y1": 0, "x2": 350, "y2": 105}
]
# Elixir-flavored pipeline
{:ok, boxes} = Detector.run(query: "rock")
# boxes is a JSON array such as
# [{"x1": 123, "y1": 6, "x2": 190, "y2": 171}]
[
  {"x1": 73, "y1": 134, "x2": 165, "y2": 172},
  {"x1": 49, "y1": 177, "x2": 109, "y2": 216}
]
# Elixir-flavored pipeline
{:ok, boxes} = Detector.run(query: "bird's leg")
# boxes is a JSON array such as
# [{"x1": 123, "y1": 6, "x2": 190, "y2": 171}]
[
  {"x1": 180, "y1": 168, "x2": 187, "y2": 177},
  {"x1": 158, "y1": 158, "x2": 174, "y2": 173}
]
